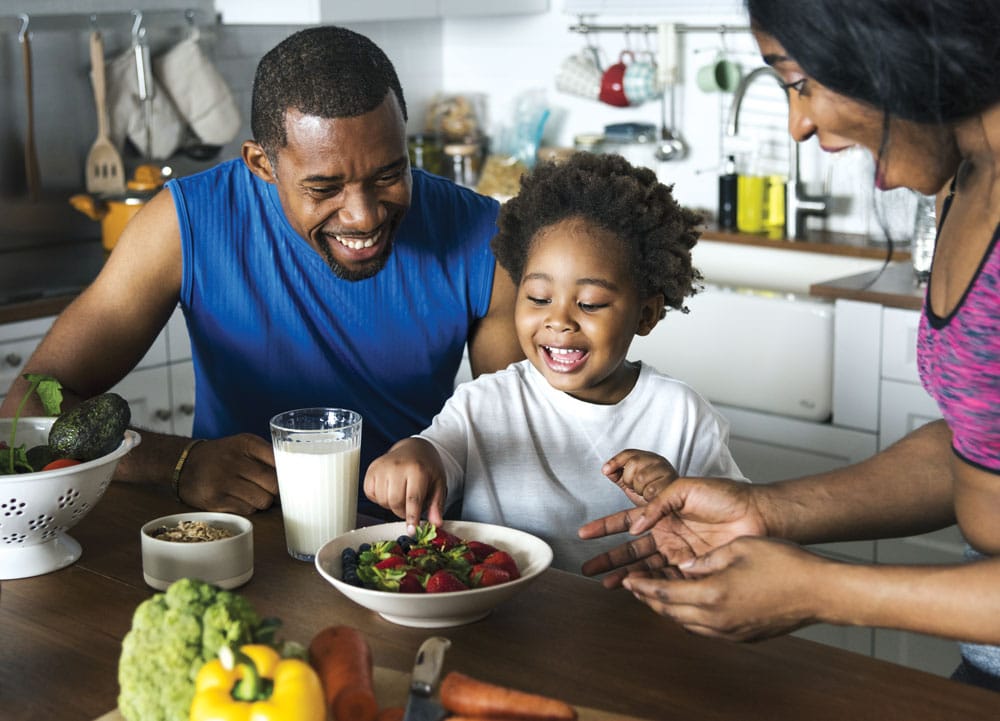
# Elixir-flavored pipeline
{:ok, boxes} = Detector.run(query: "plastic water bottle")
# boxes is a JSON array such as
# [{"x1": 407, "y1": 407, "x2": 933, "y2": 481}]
[{"x1": 911, "y1": 193, "x2": 937, "y2": 285}]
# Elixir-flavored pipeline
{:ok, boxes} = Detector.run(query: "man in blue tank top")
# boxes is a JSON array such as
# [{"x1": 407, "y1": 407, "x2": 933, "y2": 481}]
[{"x1": 1, "y1": 27, "x2": 522, "y2": 517}]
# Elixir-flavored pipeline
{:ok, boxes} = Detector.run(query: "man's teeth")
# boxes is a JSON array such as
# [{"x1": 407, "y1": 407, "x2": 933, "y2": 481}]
[
  {"x1": 337, "y1": 236, "x2": 375, "y2": 250},
  {"x1": 546, "y1": 347, "x2": 582, "y2": 355}
]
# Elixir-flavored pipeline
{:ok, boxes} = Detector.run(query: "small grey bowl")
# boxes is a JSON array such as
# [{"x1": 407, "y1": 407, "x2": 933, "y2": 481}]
[{"x1": 140, "y1": 512, "x2": 253, "y2": 591}]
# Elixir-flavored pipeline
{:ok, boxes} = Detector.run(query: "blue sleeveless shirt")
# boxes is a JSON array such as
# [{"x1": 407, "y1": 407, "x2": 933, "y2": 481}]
[{"x1": 167, "y1": 160, "x2": 499, "y2": 482}]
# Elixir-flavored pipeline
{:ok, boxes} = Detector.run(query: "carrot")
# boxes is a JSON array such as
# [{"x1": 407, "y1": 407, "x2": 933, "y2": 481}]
[
  {"x1": 308, "y1": 625, "x2": 379, "y2": 721},
  {"x1": 439, "y1": 671, "x2": 578, "y2": 721},
  {"x1": 374, "y1": 707, "x2": 405, "y2": 721}
]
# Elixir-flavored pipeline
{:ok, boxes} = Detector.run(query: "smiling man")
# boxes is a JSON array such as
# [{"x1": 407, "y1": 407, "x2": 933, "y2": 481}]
[{"x1": 0, "y1": 27, "x2": 521, "y2": 516}]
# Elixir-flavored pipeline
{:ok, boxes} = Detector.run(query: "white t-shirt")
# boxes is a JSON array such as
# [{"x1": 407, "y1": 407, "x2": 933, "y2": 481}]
[{"x1": 418, "y1": 360, "x2": 746, "y2": 573}]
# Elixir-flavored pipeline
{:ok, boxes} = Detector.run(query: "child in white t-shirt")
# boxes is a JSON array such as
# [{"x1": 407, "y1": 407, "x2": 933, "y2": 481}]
[{"x1": 364, "y1": 152, "x2": 745, "y2": 572}]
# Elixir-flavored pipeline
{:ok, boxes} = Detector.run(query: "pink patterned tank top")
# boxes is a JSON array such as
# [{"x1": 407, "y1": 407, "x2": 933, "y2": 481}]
[{"x1": 916, "y1": 199, "x2": 1000, "y2": 474}]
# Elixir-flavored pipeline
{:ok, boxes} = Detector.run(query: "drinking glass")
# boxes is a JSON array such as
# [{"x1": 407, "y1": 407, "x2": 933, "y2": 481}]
[{"x1": 269, "y1": 408, "x2": 362, "y2": 561}]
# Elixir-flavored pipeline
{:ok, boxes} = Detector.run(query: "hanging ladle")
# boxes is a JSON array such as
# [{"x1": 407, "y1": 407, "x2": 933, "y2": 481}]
[{"x1": 655, "y1": 81, "x2": 687, "y2": 161}]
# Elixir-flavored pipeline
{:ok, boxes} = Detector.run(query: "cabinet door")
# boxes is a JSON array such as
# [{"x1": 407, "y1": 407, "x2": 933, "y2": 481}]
[
  {"x1": 112, "y1": 367, "x2": 174, "y2": 436},
  {"x1": 878, "y1": 379, "x2": 941, "y2": 451},
  {"x1": 215, "y1": 0, "x2": 438, "y2": 24},
  {"x1": 170, "y1": 361, "x2": 196, "y2": 438}
]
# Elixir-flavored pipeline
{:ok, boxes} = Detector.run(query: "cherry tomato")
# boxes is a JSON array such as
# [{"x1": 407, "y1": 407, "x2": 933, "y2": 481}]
[{"x1": 42, "y1": 458, "x2": 82, "y2": 471}]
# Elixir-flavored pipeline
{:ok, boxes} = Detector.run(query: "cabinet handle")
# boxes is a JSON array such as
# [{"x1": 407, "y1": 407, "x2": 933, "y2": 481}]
[
  {"x1": 4, "y1": 353, "x2": 22, "y2": 367},
  {"x1": 154, "y1": 409, "x2": 173, "y2": 421},
  {"x1": 178, "y1": 403, "x2": 194, "y2": 416}
]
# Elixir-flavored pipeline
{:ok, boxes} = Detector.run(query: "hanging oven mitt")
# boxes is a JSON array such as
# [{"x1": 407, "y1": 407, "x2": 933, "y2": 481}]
[
  {"x1": 106, "y1": 46, "x2": 185, "y2": 160},
  {"x1": 156, "y1": 31, "x2": 241, "y2": 146}
]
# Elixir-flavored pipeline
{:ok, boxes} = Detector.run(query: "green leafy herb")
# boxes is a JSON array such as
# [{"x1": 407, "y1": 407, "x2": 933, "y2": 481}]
[{"x1": 4, "y1": 373, "x2": 63, "y2": 474}]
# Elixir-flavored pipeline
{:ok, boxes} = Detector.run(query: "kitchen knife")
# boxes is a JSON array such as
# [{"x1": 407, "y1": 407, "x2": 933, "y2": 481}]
[{"x1": 403, "y1": 636, "x2": 451, "y2": 721}]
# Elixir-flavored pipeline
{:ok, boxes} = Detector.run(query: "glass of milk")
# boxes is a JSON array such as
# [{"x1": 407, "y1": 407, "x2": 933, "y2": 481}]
[{"x1": 269, "y1": 408, "x2": 362, "y2": 561}]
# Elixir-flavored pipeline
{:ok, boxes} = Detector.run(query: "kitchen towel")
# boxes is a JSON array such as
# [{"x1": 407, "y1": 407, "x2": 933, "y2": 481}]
[
  {"x1": 106, "y1": 46, "x2": 185, "y2": 160},
  {"x1": 155, "y1": 32, "x2": 241, "y2": 146}
]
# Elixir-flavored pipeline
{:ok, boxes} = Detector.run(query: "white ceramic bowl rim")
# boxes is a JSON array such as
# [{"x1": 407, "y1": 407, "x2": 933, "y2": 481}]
[{"x1": 314, "y1": 520, "x2": 553, "y2": 628}]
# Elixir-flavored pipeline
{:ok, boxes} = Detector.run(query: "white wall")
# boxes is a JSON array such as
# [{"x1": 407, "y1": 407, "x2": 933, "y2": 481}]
[{"x1": 440, "y1": 0, "x2": 915, "y2": 240}]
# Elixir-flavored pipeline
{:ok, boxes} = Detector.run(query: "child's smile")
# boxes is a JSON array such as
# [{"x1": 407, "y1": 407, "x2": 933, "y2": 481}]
[{"x1": 516, "y1": 217, "x2": 663, "y2": 405}]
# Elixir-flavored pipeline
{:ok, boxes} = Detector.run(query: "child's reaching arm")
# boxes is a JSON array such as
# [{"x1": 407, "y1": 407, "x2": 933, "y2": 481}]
[{"x1": 363, "y1": 437, "x2": 449, "y2": 533}]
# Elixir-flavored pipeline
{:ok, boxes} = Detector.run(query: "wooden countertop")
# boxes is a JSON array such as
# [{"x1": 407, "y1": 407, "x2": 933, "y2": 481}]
[
  {"x1": 701, "y1": 226, "x2": 912, "y2": 262},
  {"x1": 809, "y1": 261, "x2": 926, "y2": 311},
  {"x1": 5, "y1": 482, "x2": 999, "y2": 721}
]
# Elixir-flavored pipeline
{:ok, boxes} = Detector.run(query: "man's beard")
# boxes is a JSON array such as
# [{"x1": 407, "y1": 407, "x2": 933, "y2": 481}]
[{"x1": 320, "y1": 242, "x2": 391, "y2": 281}]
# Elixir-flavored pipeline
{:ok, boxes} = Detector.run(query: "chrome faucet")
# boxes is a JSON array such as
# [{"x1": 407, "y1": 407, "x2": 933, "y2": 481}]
[{"x1": 726, "y1": 66, "x2": 829, "y2": 239}]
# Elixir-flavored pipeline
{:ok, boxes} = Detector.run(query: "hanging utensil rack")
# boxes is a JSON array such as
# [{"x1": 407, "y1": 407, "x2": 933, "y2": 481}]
[{"x1": 0, "y1": 7, "x2": 215, "y2": 36}]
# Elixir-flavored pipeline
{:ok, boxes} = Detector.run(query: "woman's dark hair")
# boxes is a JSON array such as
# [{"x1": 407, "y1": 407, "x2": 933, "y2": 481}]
[
  {"x1": 746, "y1": 0, "x2": 1000, "y2": 123},
  {"x1": 251, "y1": 26, "x2": 407, "y2": 157},
  {"x1": 491, "y1": 152, "x2": 702, "y2": 313}
]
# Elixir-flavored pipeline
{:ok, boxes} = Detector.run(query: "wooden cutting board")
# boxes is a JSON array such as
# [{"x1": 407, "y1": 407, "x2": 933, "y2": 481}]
[{"x1": 97, "y1": 665, "x2": 651, "y2": 721}]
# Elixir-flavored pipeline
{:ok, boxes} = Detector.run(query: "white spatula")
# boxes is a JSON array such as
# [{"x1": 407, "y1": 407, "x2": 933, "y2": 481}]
[{"x1": 85, "y1": 30, "x2": 125, "y2": 196}]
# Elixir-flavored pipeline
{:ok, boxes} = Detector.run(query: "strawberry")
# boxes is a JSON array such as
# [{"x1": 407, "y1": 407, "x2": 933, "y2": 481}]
[
  {"x1": 399, "y1": 569, "x2": 424, "y2": 594},
  {"x1": 374, "y1": 555, "x2": 406, "y2": 570},
  {"x1": 429, "y1": 528, "x2": 463, "y2": 551},
  {"x1": 470, "y1": 563, "x2": 511, "y2": 588},
  {"x1": 425, "y1": 569, "x2": 469, "y2": 593},
  {"x1": 482, "y1": 550, "x2": 520, "y2": 579},
  {"x1": 407, "y1": 546, "x2": 431, "y2": 560},
  {"x1": 467, "y1": 540, "x2": 498, "y2": 563}
]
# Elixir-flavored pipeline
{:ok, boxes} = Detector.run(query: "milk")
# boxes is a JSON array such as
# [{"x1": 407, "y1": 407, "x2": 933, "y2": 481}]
[{"x1": 274, "y1": 442, "x2": 360, "y2": 561}]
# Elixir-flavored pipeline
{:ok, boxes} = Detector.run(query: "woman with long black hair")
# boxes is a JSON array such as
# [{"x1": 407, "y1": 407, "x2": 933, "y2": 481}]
[{"x1": 579, "y1": 0, "x2": 1000, "y2": 690}]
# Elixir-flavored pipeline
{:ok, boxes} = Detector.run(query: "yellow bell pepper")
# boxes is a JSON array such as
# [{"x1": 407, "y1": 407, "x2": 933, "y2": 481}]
[{"x1": 189, "y1": 644, "x2": 325, "y2": 721}]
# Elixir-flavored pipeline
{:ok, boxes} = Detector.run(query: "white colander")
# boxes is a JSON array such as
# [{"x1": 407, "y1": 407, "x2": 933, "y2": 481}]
[{"x1": 0, "y1": 417, "x2": 140, "y2": 579}]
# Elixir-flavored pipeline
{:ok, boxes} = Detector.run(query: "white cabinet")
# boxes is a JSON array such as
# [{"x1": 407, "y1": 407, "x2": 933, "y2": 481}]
[
  {"x1": 111, "y1": 367, "x2": 174, "y2": 435},
  {"x1": 170, "y1": 361, "x2": 196, "y2": 437},
  {"x1": 215, "y1": 0, "x2": 547, "y2": 24}
]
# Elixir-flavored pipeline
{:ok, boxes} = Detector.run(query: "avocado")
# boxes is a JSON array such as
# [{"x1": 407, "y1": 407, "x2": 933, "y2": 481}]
[{"x1": 48, "y1": 392, "x2": 131, "y2": 461}]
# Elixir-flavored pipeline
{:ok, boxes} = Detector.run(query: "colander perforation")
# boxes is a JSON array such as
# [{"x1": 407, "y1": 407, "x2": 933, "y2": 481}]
[
  {"x1": 2, "y1": 498, "x2": 27, "y2": 516},
  {"x1": 3, "y1": 532, "x2": 28, "y2": 544},
  {"x1": 57, "y1": 488, "x2": 81, "y2": 508},
  {"x1": 27, "y1": 514, "x2": 54, "y2": 531},
  {"x1": 71, "y1": 503, "x2": 91, "y2": 519}
]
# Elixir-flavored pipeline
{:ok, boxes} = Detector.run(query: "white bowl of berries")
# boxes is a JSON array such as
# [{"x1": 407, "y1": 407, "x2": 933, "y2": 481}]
[{"x1": 314, "y1": 520, "x2": 553, "y2": 628}]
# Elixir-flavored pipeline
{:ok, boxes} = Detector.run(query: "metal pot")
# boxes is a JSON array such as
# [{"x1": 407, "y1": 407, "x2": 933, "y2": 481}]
[{"x1": 70, "y1": 164, "x2": 165, "y2": 252}]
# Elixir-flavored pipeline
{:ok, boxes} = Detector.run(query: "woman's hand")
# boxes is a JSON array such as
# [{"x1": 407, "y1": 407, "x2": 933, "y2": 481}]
[
  {"x1": 579, "y1": 476, "x2": 766, "y2": 587},
  {"x1": 622, "y1": 536, "x2": 832, "y2": 641},
  {"x1": 363, "y1": 438, "x2": 447, "y2": 532}
]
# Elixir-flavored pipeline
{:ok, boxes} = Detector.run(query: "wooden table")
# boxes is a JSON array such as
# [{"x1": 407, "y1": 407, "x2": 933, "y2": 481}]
[{"x1": 4, "y1": 483, "x2": 998, "y2": 721}]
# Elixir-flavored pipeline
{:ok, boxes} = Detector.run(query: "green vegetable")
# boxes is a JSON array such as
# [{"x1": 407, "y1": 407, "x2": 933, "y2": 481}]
[
  {"x1": 2, "y1": 373, "x2": 63, "y2": 474},
  {"x1": 118, "y1": 578, "x2": 280, "y2": 721},
  {"x1": 48, "y1": 392, "x2": 130, "y2": 461}
]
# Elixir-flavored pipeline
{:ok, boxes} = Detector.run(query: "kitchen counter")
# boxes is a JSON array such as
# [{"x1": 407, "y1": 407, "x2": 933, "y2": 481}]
[
  {"x1": 809, "y1": 261, "x2": 925, "y2": 311},
  {"x1": 701, "y1": 226, "x2": 912, "y2": 262}
]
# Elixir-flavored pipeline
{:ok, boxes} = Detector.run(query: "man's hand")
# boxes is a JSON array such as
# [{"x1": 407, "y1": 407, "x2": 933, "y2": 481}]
[
  {"x1": 363, "y1": 438, "x2": 447, "y2": 533},
  {"x1": 578, "y1": 476, "x2": 765, "y2": 587},
  {"x1": 176, "y1": 434, "x2": 278, "y2": 514}
]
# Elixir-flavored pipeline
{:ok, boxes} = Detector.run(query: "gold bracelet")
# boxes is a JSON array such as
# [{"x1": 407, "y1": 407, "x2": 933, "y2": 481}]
[{"x1": 171, "y1": 439, "x2": 206, "y2": 502}]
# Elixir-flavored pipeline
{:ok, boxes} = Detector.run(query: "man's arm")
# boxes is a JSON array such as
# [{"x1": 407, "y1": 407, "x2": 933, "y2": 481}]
[
  {"x1": 466, "y1": 261, "x2": 524, "y2": 377},
  {"x1": 1, "y1": 188, "x2": 183, "y2": 478}
]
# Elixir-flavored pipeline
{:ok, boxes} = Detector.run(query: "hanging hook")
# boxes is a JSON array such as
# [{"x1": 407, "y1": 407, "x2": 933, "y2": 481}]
[
  {"x1": 131, "y1": 9, "x2": 145, "y2": 43},
  {"x1": 17, "y1": 13, "x2": 29, "y2": 43}
]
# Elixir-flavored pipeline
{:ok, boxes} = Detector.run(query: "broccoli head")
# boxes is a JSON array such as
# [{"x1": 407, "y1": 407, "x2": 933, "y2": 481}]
[{"x1": 117, "y1": 578, "x2": 270, "y2": 721}]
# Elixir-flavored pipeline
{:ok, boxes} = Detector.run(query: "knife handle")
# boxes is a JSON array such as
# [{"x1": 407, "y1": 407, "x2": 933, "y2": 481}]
[{"x1": 411, "y1": 637, "x2": 452, "y2": 693}]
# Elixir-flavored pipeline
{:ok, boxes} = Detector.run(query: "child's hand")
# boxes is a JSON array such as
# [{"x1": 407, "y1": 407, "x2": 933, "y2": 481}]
[
  {"x1": 363, "y1": 437, "x2": 448, "y2": 533},
  {"x1": 602, "y1": 449, "x2": 679, "y2": 507}
]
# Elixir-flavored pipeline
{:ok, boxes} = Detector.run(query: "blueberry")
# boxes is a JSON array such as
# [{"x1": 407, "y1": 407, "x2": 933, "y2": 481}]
[
  {"x1": 358, "y1": 542, "x2": 371, "y2": 553},
  {"x1": 344, "y1": 568, "x2": 362, "y2": 586},
  {"x1": 341, "y1": 547, "x2": 358, "y2": 565}
]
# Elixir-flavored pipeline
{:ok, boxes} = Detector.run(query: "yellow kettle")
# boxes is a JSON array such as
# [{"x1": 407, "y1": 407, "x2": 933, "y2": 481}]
[{"x1": 70, "y1": 164, "x2": 166, "y2": 252}]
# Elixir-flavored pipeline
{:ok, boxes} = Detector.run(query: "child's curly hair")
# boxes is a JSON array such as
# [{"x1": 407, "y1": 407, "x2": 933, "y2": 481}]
[{"x1": 491, "y1": 152, "x2": 703, "y2": 312}]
